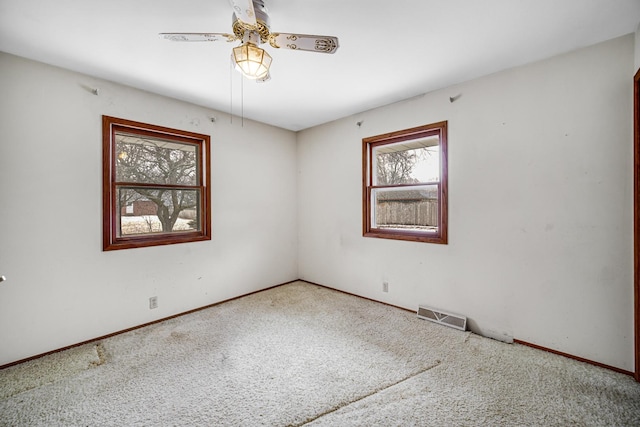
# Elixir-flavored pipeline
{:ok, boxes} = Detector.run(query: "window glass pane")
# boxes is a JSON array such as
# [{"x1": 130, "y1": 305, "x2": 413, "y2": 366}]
[
  {"x1": 374, "y1": 136, "x2": 439, "y2": 185},
  {"x1": 117, "y1": 187, "x2": 201, "y2": 236},
  {"x1": 372, "y1": 185, "x2": 439, "y2": 233},
  {"x1": 115, "y1": 132, "x2": 198, "y2": 185}
]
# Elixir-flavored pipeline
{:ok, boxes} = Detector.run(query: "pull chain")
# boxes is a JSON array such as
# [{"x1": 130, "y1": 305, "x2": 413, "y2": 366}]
[
  {"x1": 241, "y1": 72, "x2": 244, "y2": 127},
  {"x1": 229, "y1": 58, "x2": 233, "y2": 125}
]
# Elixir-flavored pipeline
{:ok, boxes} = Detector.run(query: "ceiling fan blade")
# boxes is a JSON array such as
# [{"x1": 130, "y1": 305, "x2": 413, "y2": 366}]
[
  {"x1": 159, "y1": 33, "x2": 236, "y2": 42},
  {"x1": 269, "y1": 33, "x2": 339, "y2": 54},
  {"x1": 229, "y1": 0, "x2": 257, "y2": 26}
]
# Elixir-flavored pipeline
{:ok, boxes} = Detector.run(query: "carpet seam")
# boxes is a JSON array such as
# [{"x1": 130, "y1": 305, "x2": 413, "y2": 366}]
[{"x1": 296, "y1": 361, "x2": 443, "y2": 426}]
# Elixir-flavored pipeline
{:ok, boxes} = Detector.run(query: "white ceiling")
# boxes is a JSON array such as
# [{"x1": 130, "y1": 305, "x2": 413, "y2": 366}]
[{"x1": 1, "y1": 0, "x2": 639, "y2": 131}]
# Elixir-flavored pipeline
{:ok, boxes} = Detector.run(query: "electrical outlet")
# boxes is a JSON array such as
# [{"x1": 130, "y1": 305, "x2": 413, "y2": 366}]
[
  {"x1": 149, "y1": 296, "x2": 158, "y2": 309},
  {"x1": 382, "y1": 281, "x2": 389, "y2": 292}
]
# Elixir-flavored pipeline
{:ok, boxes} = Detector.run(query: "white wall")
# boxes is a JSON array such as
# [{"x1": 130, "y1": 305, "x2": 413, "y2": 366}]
[
  {"x1": 0, "y1": 34, "x2": 636, "y2": 371},
  {"x1": 0, "y1": 53, "x2": 298, "y2": 366},
  {"x1": 635, "y1": 22, "x2": 640, "y2": 71},
  {"x1": 298, "y1": 35, "x2": 635, "y2": 371}
]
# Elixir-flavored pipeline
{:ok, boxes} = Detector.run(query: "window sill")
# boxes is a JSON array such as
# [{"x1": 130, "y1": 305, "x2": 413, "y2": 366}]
[{"x1": 363, "y1": 229, "x2": 447, "y2": 244}]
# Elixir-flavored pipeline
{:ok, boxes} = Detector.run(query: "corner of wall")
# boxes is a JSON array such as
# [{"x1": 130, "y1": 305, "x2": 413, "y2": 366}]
[{"x1": 635, "y1": 22, "x2": 640, "y2": 71}]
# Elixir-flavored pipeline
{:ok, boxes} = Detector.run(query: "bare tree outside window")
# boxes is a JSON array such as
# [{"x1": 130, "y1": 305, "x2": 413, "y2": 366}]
[
  {"x1": 115, "y1": 135, "x2": 199, "y2": 234},
  {"x1": 375, "y1": 145, "x2": 439, "y2": 186},
  {"x1": 377, "y1": 150, "x2": 418, "y2": 185}
]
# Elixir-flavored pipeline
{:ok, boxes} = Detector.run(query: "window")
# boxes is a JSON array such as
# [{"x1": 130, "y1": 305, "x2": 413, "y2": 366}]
[
  {"x1": 362, "y1": 121, "x2": 448, "y2": 244},
  {"x1": 103, "y1": 116, "x2": 211, "y2": 250}
]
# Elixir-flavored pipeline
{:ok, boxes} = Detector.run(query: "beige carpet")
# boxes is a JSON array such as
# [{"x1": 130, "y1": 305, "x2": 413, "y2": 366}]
[{"x1": 1, "y1": 281, "x2": 639, "y2": 426}]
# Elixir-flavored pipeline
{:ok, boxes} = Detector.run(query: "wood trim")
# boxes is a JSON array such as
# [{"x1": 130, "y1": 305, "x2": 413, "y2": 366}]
[
  {"x1": 363, "y1": 229, "x2": 447, "y2": 244},
  {"x1": 362, "y1": 121, "x2": 448, "y2": 244},
  {"x1": 362, "y1": 137, "x2": 369, "y2": 236},
  {"x1": 302, "y1": 280, "x2": 634, "y2": 378},
  {"x1": 0, "y1": 280, "x2": 298, "y2": 370},
  {"x1": 634, "y1": 68, "x2": 640, "y2": 382},
  {"x1": 362, "y1": 123, "x2": 445, "y2": 145},
  {"x1": 370, "y1": 182, "x2": 441, "y2": 189},
  {"x1": 300, "y1": 280, "x2": 416, "y2": 314},
  {"x1": 4, "y1": 277, "x2": 633, "y2": 382},
  {"x1": 514, "y1": 339, "x2": 634, "y2": 378},
  {"x1": 102, "y1": 115, "x2": 212, "y2": 251},
  {"x1": 439, "y1": 121, "x2": 449, "y2": 244}
]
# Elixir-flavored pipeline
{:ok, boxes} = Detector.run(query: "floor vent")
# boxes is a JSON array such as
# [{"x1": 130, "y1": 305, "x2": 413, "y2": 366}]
[{"x1": 417, "y1": 305, "x2": 467, "y2": 331}]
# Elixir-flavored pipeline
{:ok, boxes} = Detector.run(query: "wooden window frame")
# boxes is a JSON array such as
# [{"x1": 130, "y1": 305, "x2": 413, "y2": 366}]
[
  {"x1": 362, "y1": 121, "x2": 448, "y2": 244},
  {"x1": 634, "y1": 68, "x2": 640, "y2": 382},
  {"x1": 102, "y1": 116, "x2": 211, "y2": 251}
]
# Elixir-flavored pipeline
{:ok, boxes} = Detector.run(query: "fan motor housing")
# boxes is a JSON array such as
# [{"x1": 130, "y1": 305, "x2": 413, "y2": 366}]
[{"x1": 233, "y1": 19, "x2": 270, "y2": 44}]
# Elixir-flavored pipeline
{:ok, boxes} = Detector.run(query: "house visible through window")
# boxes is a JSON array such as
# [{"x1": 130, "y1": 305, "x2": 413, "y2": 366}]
[
  {"x1": 363, "y1": 121, "x2": 448, "y2": 244},
  {"x1": 103, "y1": 116, "x2": 211, "y2": 250}
]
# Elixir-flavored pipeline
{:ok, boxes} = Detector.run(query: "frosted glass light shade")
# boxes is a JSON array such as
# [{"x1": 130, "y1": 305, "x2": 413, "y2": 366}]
[{"x1": 232, "y1": 43, "x2": 272, "y2": 79}]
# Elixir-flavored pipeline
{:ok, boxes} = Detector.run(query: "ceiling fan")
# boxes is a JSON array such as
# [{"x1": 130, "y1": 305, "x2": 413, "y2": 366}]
[{"x1": 160, "y1": 0, "x2": 340, "y2": 82}]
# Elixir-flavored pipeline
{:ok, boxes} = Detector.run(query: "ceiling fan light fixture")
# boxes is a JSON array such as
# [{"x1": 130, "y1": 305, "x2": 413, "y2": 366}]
[
  {"x1": 232, "y1": 42, "x2": 272, "y2": 79},
  {"x1": 160, "y1": 0, "x2": 340, "y2": 83}
]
